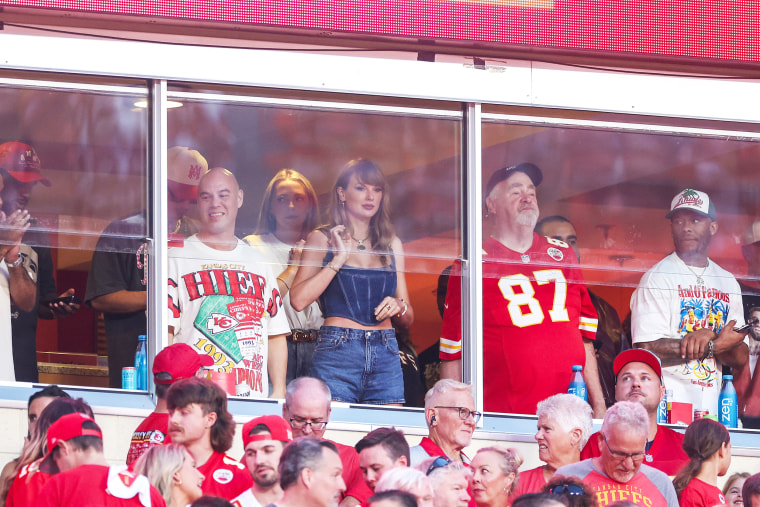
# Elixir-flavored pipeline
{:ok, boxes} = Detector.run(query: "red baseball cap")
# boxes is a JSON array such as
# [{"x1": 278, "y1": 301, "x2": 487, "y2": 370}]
[
  {"x1": 0, "y1": 141, "x2": 51, "y2": 186},
  {"x1": 242, "y1": 415, "x2": 293, "y2": 447},
  {"x1": 613, "y1": 349, "x2": 663, "y2": 380},
  {"x1": 153, "y1": 343, "x2": 215, "y2": 385},
  {"x1": 39, "y1": 413, "x2": 102, "y2": 473}
]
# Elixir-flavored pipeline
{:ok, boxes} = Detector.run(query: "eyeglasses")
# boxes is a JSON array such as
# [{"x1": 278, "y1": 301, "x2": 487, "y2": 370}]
[
  {"x1": 602, "y1": 435, "x2": 646, "y2": 462},
  {"x1": 426, "y1": 456, "x2": 452, "y2": 476},
  {"x1": 289, "y1": 417, "x2": 328, "y2": 431},
  {"x1": 434, "y1": 406, "x2": 482, "y2": 423},
  {"x1": 549, "y1": 484, "x2": 585, "y2": 496}
]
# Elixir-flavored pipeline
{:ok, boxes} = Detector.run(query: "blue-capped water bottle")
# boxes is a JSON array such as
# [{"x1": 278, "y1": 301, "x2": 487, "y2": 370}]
[
  {"x1": 135, "y1": 334, "x2": 148, "y2": 391},
  {"x1": 719, "y1": 374, "x2": 738, "y2": 429},
  {"x1": 657, "y1": 389, "x2": 668, "y2": 424},
  {"x1": 568, "y1": 365, "x2": 587, "y2": 401}
]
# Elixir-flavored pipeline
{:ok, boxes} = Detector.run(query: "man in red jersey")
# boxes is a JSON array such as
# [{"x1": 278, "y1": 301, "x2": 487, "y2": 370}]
[
  {"x1": 439, "y1": 163, "x2": 604, "y2": 416},
  {"x1": 282, "y1": 377, "x2": 373, "y2": 507},
  {"x1": 36, "y1": 412, "x2": 166, "y2": 507},
  {"x1": 167, "y1": 377, "x2": 252, "y2": 500},
  {"x1": 126, "y1": 343, "x2": 214, "y2": 466},
  {"x1": 581, "y1": 349, "x2": 688, "y2": 476}
]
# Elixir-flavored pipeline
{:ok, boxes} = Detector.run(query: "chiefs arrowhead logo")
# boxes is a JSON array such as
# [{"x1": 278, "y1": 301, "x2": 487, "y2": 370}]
[{"x1": 206, "y1": 312, "x2": 239, "y2": 334}]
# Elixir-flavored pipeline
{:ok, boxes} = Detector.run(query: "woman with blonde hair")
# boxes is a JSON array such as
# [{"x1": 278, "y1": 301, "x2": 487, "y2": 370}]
[
  {"x1": 470, "y1": 446, "x2": 523, "y2": 507},
  {"x1": 672, "y1": 418, "x2": 731, "y2": 507},
  {"x1": 133, "y1": 444, "x2": 204, "y2": 507},
  {"x1": 244, "y1": 168, "x2": 322, "y2": 382},
  {"x1": 291, "y1": 158, "x2": 413, "y2": 405}
]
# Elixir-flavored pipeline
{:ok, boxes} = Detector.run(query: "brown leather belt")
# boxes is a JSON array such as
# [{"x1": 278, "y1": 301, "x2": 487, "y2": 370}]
[{"x1": 288, "y1": 329, "x2": 318, "y2": 343}]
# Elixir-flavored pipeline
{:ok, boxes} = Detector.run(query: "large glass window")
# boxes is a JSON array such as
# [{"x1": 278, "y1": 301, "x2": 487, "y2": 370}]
[
  {"x1": 0, "y1": 76, "x2": 148, "y2": 389},
  {"x1": 468, "y1": 114, "x2": 760, "y2": 422},
  {"x1": 166, "y1": 87, "x2": 462, "y2": 406}
]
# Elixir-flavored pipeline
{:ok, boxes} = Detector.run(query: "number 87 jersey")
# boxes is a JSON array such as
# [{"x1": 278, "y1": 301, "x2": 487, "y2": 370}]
[{"x1": 439, "y1": 234, "x2": 598, "y2": 415}]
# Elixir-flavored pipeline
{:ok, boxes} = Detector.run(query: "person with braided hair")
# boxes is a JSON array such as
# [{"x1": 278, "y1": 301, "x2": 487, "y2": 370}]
[{"x1": 672, "y1": 418, "x2": 731, "y2": 507}]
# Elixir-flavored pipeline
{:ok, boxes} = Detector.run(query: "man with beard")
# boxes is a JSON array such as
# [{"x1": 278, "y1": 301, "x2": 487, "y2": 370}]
[
  {"x1": 631, "y1": 189, "x2": 748, "y2": 418},
  {"x1": 234, "y1": 415, "x2": 292, "y2": 507},
  {"x1": 166, "y1": 377, "x2": 252, "y2": 500},
  {"x1": 580, "y1": 349, "x2": 688, "y2": 476},
  {"x1": 556, "y1": 401, "x2": 678, "y2": 507},
  {"x1": 439, "y1": 163, "x2": 604, "y2": 416}
]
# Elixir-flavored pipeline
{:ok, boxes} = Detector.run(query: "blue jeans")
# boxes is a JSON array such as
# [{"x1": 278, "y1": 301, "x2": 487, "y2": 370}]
[{"x1": 310, "y1": 326, "x2": 405, "y2": 405}]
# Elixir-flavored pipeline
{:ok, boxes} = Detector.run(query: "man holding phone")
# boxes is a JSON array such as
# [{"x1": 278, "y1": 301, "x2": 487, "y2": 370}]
[{"x1": 0, "y1": 141, "x2": 80, "y2": 383}]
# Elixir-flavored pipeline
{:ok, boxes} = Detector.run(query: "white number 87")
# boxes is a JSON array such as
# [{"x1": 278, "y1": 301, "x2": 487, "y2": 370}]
[{"x1": 497, "y1": 269, "x2": 570, "y2": 327}]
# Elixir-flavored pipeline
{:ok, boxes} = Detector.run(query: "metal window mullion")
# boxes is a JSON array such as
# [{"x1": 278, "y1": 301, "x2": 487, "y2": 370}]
[
  {"x1": 462, "y1": 102, "x2": 483, "y2": 421},
  {"x1": 147, "y1": 79, "x2": 169, "y2": 400}
]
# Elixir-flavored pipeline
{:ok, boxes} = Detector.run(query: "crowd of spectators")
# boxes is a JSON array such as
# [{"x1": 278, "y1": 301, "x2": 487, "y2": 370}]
[{"x1": 3, "y1": 378, "x2": 759, "y2": 507}]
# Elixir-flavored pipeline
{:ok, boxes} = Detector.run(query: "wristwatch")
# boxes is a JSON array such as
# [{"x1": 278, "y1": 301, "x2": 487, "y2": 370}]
[{"x1": 6, "y1": 256, "x2": 23, "y2": 268}]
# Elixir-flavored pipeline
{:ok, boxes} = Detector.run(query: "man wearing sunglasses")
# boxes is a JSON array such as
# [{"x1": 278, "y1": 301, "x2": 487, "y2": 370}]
[
  {"x1": 556, "y1": 401, "x2": 678, "y2": 507},
  {"x1": 410, "y1": 379, "x2": 478, "y2": 467},
  {"x1": 580, "y1": 348, "x2": 688, "y2": 477},
  {"x1": 282, "y1": 377, "x2": 372, "y2": 507}
]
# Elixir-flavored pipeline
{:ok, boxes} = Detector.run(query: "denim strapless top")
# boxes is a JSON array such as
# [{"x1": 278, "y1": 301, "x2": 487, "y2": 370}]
[{"x1": 319, "y1": 250, "x2": 397, "y2": 326}]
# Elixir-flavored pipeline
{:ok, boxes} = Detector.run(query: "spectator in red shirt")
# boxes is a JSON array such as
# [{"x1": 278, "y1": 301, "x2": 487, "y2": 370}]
[
  {"x1": 167, "y1": 377, "x2": 252, "y2": 501},
  {"x1": 672, "y1": 418, "x2": 731, "y2": 507},
  {"x1": 5, "y1": 397, "x2": 92, "y2": 507},
  {"x1": 409, "y1": 379, "x2": 478, "y2": 467},
  {"x1": 36, "y1": 412, "x2": 166, "y2": 507},
  {"x1": 282, "y1": 377, "x2": 373, "y2": 506},
  {"x1": 581, "y1": 348, "x2": 688, "y2": 477},
  {"x1": 127, "y1": 343, "x2": 214, "y2": 466}
]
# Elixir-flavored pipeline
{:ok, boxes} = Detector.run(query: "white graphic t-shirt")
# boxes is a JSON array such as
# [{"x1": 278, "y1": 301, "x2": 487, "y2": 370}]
[
  {"x1": 168, "y1": 235, "x2": 290, "y2": 397},
  {"x1": 632, "y1": 252, "x2": 745, "y2": 415}
]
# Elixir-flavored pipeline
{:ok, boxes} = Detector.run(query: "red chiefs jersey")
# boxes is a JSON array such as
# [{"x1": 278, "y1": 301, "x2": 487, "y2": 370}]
[
  {"x1": 6, "y1": 459, "x2": 50, "y2": 507},
  {"x1": 440, "y1": 234, "x2": 598, "y2": 414},
  {"x1": 126, "y1": 412, "x2": 170, "y2": 466},
  {"x1": 35, "y1": 464, "x2": 166, "y2": 507},
  {"x1": 198, "y1": 451, "x2": 253, "y2": 500}
]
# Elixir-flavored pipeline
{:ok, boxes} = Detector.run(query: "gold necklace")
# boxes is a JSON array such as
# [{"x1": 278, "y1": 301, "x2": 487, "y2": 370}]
[{"x1": 352, "y1": 235, "x2": 369, "y2": 251}]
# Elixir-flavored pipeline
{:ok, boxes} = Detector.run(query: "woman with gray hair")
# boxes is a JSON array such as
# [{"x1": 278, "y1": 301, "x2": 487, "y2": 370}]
[
  {"x1": 511, "y1": 394, "x2": 593, "y2": 499},
  {"x1": 375, "y1": 467, "x2": 434, "y2": 507}
]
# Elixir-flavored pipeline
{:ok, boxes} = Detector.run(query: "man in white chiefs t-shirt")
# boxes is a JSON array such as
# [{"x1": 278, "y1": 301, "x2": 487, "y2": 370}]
[
  {"x1": 168, "y1": 167, "x2": 289, "y2": 399},
  {"x1": 631, "y1": 188, "x2": 749, "y2": 417}
]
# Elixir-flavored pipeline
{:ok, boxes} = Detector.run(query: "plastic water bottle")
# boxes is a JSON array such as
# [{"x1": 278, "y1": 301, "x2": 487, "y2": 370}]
[
  {"x1": 719, "y1": 374, "x2": 738, "y2": 429},
  {"x1": 657, "y1": 389, "x2": 668, "y2": 424},
  {"x1": 568, "y1": 365, "x2": 587, "y2": 401},
  {"x1": 135, "y1": 335, "x2": 148, "y2": 391}
]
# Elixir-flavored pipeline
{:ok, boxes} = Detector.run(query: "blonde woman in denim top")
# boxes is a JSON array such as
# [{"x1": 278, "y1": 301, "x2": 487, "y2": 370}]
[{"x1": 291, "y1": 158, "x2": 413, "y2": 405}]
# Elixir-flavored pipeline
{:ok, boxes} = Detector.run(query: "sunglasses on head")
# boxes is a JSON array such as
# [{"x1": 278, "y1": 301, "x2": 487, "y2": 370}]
[
  {"x1": 549, "y1": 484, "x2": 585, "y2": 496},
  {"x1": 426, "y1": 456, "x2": 452, "y2": 476}
]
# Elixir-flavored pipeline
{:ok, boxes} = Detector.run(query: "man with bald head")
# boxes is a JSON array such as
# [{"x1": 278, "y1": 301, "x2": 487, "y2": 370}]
[
  {"x1": 168, "y1": 167, "x2": 289, "y2": 398},
  {"x1": 283, "y1": 377, "x2": 373, "y2": 507}
]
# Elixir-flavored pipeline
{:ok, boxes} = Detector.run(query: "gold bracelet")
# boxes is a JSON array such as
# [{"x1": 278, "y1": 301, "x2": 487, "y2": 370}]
[{"x1": 327, "y1": 263, "x2": 340, "y2": 273}]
